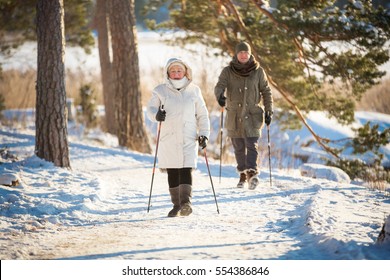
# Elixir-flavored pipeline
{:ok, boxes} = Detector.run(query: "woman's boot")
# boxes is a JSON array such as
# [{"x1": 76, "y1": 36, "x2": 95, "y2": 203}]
[
  {"x1": 179, "y1": 184, "x2": 192, "y2": 216},
  {"x1": 168, "y1": 186, "x2": 181, "y2": 217}
]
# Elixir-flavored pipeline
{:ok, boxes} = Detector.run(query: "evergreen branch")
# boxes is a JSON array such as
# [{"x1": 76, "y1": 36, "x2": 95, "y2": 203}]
[
  {"x1": 250, "y1": 0, "x2": 289, "y2": 31},
  {"x1": 266, "y1": 74, "x2": 340, "y2": 159},
  {"x1": 293, "y1": 37, "x2": 323, "y2": 101},
  {"x1": 248, "y1": 0, "x2": 340, "y2": 158},
  {"x1": 216, "y1": 0, "x2": 236, "y2": 54},
  {"x1": 249, "y1": 1, "x2": 334, "y2": 106},
  {"x1": 223, "y1": 0, "x2": 255, "y2": 48}
]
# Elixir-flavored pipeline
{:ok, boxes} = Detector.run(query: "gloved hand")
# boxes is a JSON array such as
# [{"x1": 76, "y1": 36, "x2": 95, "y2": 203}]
[
  {"x1": 198, "y1": 136, "x2": 208, "y2": 149},
  {"x1": 156, "y1": 108, "x2": 166, "y2": 122},
  {"x1": 217, "y1": 94, "x2": 226, "y2": 107},
  {"x1": 265, "y1": 111, "x2": 273, "y2": 126}
]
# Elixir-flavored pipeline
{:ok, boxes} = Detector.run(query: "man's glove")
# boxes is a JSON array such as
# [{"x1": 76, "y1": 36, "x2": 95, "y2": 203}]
[
  {"x1": 217, "y1": 95, "x2": 226, "y2": 107},
  {"x1": 265, "y1": 111, "x2": 273, "y2": 126},
  {"x1": 198, "y1": 136, "x2": 208, "y2": 149},
  {"x1": 156, "y1": 108, "x2": 166, "y2": 122}
]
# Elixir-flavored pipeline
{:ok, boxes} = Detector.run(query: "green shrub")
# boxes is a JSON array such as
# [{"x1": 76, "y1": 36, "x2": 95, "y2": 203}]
[
  {"x1": 328, "y1": 122, "x2": 390, "y2": 184},
  {"x1": 78, "y1": 84, "x2": 98, "y2": 129}
]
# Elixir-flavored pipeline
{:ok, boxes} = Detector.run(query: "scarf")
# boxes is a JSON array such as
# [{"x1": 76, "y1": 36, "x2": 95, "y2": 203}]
[
  {"x1": 169, "y1": 77, "x2": 189, "y2": 90},
  {"x1": 230, "y1": 55, "x2": 259, "y2": 77}
]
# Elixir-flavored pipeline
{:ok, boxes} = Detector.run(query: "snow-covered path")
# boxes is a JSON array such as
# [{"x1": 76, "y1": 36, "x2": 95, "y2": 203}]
[{"x1": 1, "y1": 128, "x2": 389, "y2": 260}]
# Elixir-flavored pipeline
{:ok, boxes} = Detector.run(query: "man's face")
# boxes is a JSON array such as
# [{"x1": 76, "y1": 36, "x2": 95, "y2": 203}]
[{"x1": 237, "y1": 51, "x2": 250, "y2": 64}]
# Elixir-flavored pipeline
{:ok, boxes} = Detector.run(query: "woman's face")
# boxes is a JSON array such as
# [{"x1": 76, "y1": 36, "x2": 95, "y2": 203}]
[
  {"x1": 168, "y1": 65, "x2": 186, "y2": 80},
  {"x1": 237, "y1": 51, "x2": 250, "y2": 64}
]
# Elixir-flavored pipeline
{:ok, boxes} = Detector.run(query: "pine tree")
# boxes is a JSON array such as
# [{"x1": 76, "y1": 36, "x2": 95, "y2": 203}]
[
  {"x1": 0, "y1": 0, "x2": 95, "y2": 56},
  {"x1": 94, "y1": 0, "x2": 116, "y2": 134},
  {"x1": 145, "y1": 0, "x2": 390, "y2": 160},
  {"x1": 109, "y1": 0, "x2": 152, "y2": 153},
  {"x1": 36, "y1": 0, "x2": 70, "y2": 168}
]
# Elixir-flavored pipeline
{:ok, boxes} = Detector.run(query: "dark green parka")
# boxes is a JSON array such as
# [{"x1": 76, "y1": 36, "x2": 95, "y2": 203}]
[{"x1": 214, "y1": 56, "x2": 273, "y2": 138}]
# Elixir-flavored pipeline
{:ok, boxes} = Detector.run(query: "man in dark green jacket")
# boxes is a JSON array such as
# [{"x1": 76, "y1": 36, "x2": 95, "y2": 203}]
[{"x1": 214, "y1": 41, "x2": 273, "y2": 189}]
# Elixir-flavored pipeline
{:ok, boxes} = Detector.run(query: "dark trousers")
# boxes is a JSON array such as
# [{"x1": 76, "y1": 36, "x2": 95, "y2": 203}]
[
  {"x1": 167, "y1": 168, "x2": 192, "y2": 188},
  {"x1": 231, "y1": 137, "x2": 259, "y2": 173}
]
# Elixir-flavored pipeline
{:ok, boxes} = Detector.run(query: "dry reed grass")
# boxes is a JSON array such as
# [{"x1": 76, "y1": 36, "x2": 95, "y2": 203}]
[
  {"x1": 0, "y1": 68, "x2": 103, "y2": 109},
  {"x1": 3, "y1": 68, "x2": 388, "y2": 114},
  {"x1": 1, "y1": 67, "x2": 389, "y2": 183},
  {"x1": 0, "y1": 69, "x2": 36, "y2": 109},
  {"x1": 0, "y1": 64, "x2": 221, "y2": 112},
  {"x1": 356, "y1": 78, "x2": 390, "y2": 114}
]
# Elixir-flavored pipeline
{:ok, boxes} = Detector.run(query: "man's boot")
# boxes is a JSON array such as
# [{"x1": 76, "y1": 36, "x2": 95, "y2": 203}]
[
  {"x1": 168, "y1": 186, "x2": 181, "y2": 217},
  {"x1": 237, "y1": 171, "x2": 247, "y2": 188},
  {"x1": 179, "y1": 184, "x2": 192, "y2": 216},
  {"x1": 247, "y1": 169, "x2": 259, "y2": 190}
]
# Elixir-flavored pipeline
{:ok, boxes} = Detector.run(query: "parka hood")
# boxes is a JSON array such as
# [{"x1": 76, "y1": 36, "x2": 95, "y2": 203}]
[{"x1": 164, "y1": 57, "x2": 193, "y2": 83}]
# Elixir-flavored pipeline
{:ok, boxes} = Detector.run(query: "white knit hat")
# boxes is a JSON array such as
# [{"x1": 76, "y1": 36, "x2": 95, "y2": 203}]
[
  {"x1": 165, "y1": 58, "x2": 192, "y2": 80},
  {"x1": 168, "y1": 61, "x2": 186, "y2": 71}
]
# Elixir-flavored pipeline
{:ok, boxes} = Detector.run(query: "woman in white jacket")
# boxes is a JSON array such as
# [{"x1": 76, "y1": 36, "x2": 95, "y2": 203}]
[{"x1": 147, "y1": 58, "x2": 210, "y2": 217}]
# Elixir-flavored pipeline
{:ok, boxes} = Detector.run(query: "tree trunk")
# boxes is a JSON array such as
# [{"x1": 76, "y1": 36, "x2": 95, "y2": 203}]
[
  {"x1": 36, "y1": 0, "x2": 70, "y2": 168},
  {"x1": 94, "y1": 0, "x2": 116, "y2": 134},
  {"x1": 109, "y1": 0, "x2": 151, "y2": 153}
]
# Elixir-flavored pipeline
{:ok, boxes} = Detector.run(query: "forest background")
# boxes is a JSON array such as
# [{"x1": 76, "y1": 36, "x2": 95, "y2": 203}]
[{"x1": 0, "y1": 0, "x2": 390, "y2": 183}]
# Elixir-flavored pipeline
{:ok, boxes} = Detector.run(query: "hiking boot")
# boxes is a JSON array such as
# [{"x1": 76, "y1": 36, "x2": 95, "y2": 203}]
[
  {"x1": 237, "y1": 172, "x2": 247, "y2": 188},
  {"x1": 247, "y1": 170, "x2": 259, "y2": 190}
]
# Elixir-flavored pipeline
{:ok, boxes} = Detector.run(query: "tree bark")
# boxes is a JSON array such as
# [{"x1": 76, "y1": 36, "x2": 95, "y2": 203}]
[
  {"x1": 94, "y1": 0, "x2": 116, "y2": 134},
  {"x1": 36, "y1": 0, "x2": 70, "y2": 168},
  {"x1": 109, "y1": 0, "x2": 151, "y2": 153}
]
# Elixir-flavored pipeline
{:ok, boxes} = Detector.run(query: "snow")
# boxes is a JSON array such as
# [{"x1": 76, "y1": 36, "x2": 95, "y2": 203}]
[
  {"x1": 0, "y1": 172, "x2": 21, "y2": 186},
  {"x1": 1, "y1": 31, "x2": 390, "y2": 278},
  {"x1": 299, "y1": 163, "x2": 351, "y2": 183},
  {"x1": 352, "y1": 1, "x2": 364, "y2": 11},
  {"x1": 268, "y1": 110, "x2": 390, "y2": 167},
  {"x1": 1, "y1": 111, "x2": 389, "y2": 262}
]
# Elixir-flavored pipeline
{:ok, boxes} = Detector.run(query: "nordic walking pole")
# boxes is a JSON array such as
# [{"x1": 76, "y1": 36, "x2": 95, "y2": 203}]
[
  {"x1": 267, "y1": 124, "x2": 272, "y2": 188},
  {"x1": 204, "y1": 148, "x2": 220, "y2": 214},
  {"x1": 147, "y1": 105, "x2": 164, "y2": 213},
  {"x1": 219, "y1": 107, "x2": 224, "y2": 184}
]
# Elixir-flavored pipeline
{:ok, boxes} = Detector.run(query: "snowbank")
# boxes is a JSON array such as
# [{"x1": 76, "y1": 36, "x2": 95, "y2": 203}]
[
  {"x1": 377, "y1": 215, "x2": 390, "y2": 245},
  {"x1": 300, "y1": 163, "x2": 351, "y2": 183}
]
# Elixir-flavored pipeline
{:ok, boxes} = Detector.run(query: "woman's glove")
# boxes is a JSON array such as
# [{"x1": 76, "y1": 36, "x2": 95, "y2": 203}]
[
  {"x1": 198, "y1": 136, "x2": 208, "y2": 149},
  {"x1": 155, "y1": 108, "x2": 166, "y2": 122}
]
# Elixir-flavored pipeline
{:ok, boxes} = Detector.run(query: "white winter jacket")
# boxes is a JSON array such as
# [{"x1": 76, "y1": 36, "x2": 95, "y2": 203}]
[{"x1": 146, "y1": 58, "x2": 210, "y2": 169}]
